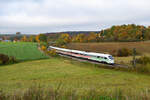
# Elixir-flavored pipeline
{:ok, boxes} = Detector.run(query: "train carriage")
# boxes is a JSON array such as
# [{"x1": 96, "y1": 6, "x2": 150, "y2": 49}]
[{"x1": 49, "y1": 46, "x2": 114, "y2": 64}]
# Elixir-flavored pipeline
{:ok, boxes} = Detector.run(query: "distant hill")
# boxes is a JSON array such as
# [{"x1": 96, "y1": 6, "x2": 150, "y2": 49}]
[
  {"x1": 0, "y1": 34, "x2": 35, "y2": 41},
  {"x1": 45, "y1": 24, "x2": 150, "y2": 42},
  {"x1": 45, "y1": 31, "x2": 100, "y2": 36},
  {"x1": 44, "y1": 31, "x2": 100, "y2": 42},
  {"x1": 1, "y1": 24, "x2": 150, "y2": 42}
]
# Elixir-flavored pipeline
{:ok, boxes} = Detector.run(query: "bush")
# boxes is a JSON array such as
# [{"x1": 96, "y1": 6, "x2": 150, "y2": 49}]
[
  {"x1": 135, "y1": 64, "x2": 150, "y2": 74},
  {"x1": 0, "y1": 54, "x2": 17, "y2": 65},
  {"x1": 39, "y1": 42, "x2": 47, "y2": 47},
  {"x1": 47, "y1": 49, "x2": 57, "y2": 56},
  {"x1": 41, "y1": 45, "x2": 46, "y2": 51},
  {"x1": 136, "y1": 56, "x2": 150, "y2": 65},
  {"x1": 9, "y1": 56, "x2": 17, "y2": 64},
  {"x1": 117, "y1": 48, "x2": 132, "y2": 57},
  {"x1": 0, "y1": 54, "x2": 9, "y2": 64},
  {"x1": 56, "y1": 39, "x2": 66, "y2": 46}
]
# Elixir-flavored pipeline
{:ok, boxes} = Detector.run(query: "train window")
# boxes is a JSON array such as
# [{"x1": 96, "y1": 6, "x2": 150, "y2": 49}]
[
  {"x1": 104, "y1": 57, "x2": 107, "y2": 59},
  {"x1": 97, "y1": 56, "x2": 101, "y2": 58},
  {"x1": 109, "y1": 56, "x2": 114, "y2": 60}
]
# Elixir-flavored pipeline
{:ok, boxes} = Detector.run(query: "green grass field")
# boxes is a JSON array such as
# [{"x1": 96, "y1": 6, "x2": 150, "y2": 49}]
[
  {"x1": 0, "y1": 42, "x2": 49, "y2": 61},
  {"x1": 0, "y1": 57, "x2": 150, "y2": 94}
]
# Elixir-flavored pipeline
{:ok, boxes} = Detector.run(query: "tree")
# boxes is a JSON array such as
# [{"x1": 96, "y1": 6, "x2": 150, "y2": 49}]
[
  {"x1": 41, "y1": 45, "x2": 46, "y2": 51},
  {"x1": 16, "y1": 32, "x2": 21, "y2": 35},
  {"x1": 35, "y1": 35, "x2": 40, "y2": 42},
  {"x1": 73, "y1": 34, "x2": 85, "y2": 42},
  {"x1": 60, "y1": 33, "x2": 71, "y2": 43},
  {"x1": 21, "y1": 35, "x2": 27, "y2": 42},
  {"x1": 87, "y1": 32, "x2": 97, "y2": 42},
  {"x1": 35, "y1": 34, "x2": 47, "y2": 43},
  {"x1": 39, "y1": 34, "x2": 47, "y2": 42},
  {"x1": 56, "y1": 33, "x2": 71, "y2": 46},
  {"x1": 29, "y1": 35, "x2": 35, "y2": 42}
]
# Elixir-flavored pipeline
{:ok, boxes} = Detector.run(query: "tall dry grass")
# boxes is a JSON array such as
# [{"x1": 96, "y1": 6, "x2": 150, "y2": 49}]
[{"x1": 0, "y1": 85, "x2": 150, "y2": 100}]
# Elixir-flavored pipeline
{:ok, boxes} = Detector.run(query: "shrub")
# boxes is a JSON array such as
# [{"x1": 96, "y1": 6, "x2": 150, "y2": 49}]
[
  {"x1": 47, "y1": 49, "x2": 57, "y2": 56},
  {"x1": 111, "y1": 50, "x2": 117, "y2": 56},
  {"x1": 41, "y1": 45, "x2": 46, "y2": 51},
  {"x1": 0, "y1": 54, "x2": 17, "y2": 65},
  {"x1": 56, "y1": 39, "x2": 66, "y2": 46},
  {"x1": 0, "y1": 54, "x2": 9, "y2": 64},
  {"x1": 9, "y1": 56, "x2": 17, "y2": 64},
  {"x1": 135, "y1": 64, "x2": 150, "y2": 74},
  {"x1": 117, "y1": 48, "x2": 132, "y2": 57},
  {"x1": 136, "y1": 56, "x2": 150, "y2": 65},
  {"x1": 39, "y1": 42, "x2": 47, "y2": 47}
]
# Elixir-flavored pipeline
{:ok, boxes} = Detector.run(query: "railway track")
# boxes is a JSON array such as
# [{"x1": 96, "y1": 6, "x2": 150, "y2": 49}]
[{"x1": 59, "y1": 54, "x2": 129, "y2": 68}]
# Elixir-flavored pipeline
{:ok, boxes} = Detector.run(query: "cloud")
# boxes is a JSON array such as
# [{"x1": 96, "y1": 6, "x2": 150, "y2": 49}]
[{"x1": 0, "y1": 0, "x2": 150, "y2": 34}]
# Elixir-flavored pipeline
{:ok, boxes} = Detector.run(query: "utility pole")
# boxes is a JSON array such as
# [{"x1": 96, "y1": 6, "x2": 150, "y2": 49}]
[{"x1": 132, "y1": 48, "x2": 136, "y2": 68}]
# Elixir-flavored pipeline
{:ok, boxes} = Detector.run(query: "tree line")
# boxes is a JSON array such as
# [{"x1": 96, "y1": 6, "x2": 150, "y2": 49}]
[
  {"x1": 35, "y1": 24, "x2": 150, "y2": 46},
  {"x1": 1, "y1": 24, "x2": 150, "y2": 44}
]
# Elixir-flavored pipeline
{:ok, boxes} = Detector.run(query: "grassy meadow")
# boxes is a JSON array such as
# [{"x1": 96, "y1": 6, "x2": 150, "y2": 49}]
[
  {"x1": 0, "y1": 57, "x2": 150, "y2": 94},
  {"x1": 0, "y1": 42, "x2": 49, "y2": 61}
]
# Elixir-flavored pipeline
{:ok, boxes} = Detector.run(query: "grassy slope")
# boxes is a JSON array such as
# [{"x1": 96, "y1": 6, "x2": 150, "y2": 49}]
[
  {"x1": 0, "y1": 57, "x2": 150, "y2": 93},
  {"x1": 0, "y1": 42, "x2": 48, "y2": 61}
]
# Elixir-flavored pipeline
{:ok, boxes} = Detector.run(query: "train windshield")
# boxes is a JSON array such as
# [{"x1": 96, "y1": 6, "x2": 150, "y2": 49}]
[{"x1": 108, "y1": 56, "x2": 114, "y2": 60}]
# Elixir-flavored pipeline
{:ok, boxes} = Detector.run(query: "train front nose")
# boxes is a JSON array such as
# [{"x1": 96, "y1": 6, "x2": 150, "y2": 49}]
[{"x1": 110, "y1": 60, "x2": 114, "y2": 64}]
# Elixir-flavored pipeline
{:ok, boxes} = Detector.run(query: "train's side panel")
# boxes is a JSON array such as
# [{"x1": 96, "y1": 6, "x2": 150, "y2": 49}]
[
  {"x1": 49, "y1": 46, "x2": 114, "y2": 64},
  {"x1": 88, "y1": 57, "x2": 109, "y2": 63}
]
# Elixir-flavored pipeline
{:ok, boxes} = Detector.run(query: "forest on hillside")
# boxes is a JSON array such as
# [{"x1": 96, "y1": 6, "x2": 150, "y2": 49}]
[
  {"x1": 101, "y1": 24, "x2": 150, "y2": 41},
  {"x1": 1, "y1": 24, "x2": 150, "y2": 44},
  {"x1": 45, "y1": 24, "x2": 150, "y2": 46}
]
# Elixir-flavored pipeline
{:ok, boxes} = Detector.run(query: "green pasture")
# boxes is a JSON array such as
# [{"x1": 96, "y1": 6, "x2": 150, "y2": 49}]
[
  {"x1": 0, "y1": 57, "x2": 150, "y2": 94},
  {"x1": 0, "y1": 42, "x2": 48, "y2": 61}
]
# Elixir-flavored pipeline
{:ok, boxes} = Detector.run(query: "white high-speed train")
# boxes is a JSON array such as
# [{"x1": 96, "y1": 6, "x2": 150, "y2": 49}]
[{"x1": 49, "y1": 46, "x2": 114, "y2": 64}]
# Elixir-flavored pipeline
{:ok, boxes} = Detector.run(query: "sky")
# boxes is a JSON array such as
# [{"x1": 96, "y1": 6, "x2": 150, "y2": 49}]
[{"x1": 0, "y1": 0, "x2": 150, "y2": 34}]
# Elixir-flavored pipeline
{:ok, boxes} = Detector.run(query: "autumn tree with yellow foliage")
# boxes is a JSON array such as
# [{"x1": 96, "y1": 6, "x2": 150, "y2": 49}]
[
  {"x1": 60, "y1": 33, "x2": 71, "y2": 43},
  {"x1": 56, "y1": 33, "x2": 71, "y2": 46},
  {"x1": 28, "y1": 35, "x2": 36, "y2": 42},
  {"x1": 87, "y1": 32, "x2": 98, "y2": 42},
  {"x1": 21, "y1": 35, "x2": 28, "y2": 42},
  {"x1": 35, "y1": 35, "x2": 40, "y2": 42},
  {"x1": 35, "y1": 34, "x2": 47, "y2": 43},
  {"x1": 72, "y1": 34, "x2": 85, "y2": 42}
]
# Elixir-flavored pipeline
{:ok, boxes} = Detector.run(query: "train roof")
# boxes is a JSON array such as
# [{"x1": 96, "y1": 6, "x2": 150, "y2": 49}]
[
  {"x1": 50, "y1": 46, "x2": 71, "y2": 52},
  {"x1": 71, "y1": 50, "x2": 86, "y2": 54},
  {"x1": 87, "y1": 52, "x2": 111, "y2": 57}
]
